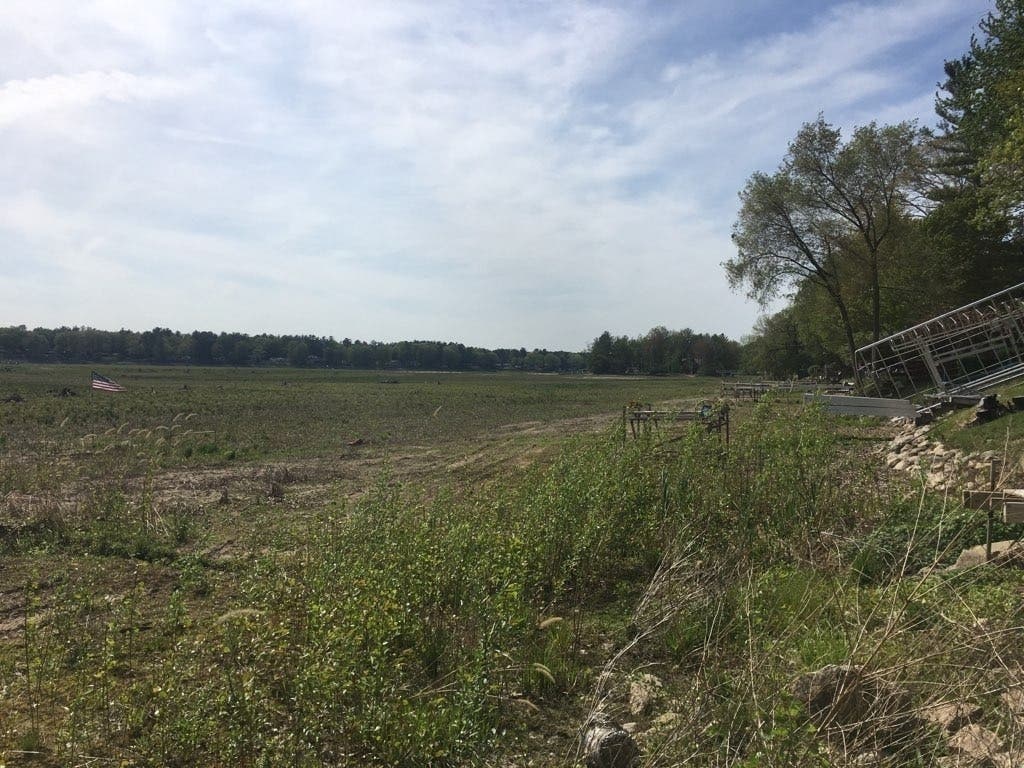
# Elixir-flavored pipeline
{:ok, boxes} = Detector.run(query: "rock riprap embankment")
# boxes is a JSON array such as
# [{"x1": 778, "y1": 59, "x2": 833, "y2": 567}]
[{"x1": 880, "y1": 422, "x2": 1007, "y2": 492}]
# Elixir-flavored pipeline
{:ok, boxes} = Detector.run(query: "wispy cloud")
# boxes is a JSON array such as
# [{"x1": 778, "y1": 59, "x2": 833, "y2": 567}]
[
  {"x1": 0, "y1": 70, "x2": 187, "y2": 127},
  {"x1": 0, "y1": 0, "x2": 990, "y2": 348}
]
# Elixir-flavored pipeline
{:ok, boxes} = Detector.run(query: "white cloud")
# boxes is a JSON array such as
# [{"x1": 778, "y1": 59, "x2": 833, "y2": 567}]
[
  {"x1": 0, "y1": 70, "x2": 187, "y2": 127},
  {"x1": 0, "y1": 0, "x2": 992, "y2": 348}
]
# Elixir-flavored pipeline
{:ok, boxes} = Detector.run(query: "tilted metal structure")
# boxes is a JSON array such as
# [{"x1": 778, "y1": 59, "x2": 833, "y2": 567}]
[{"x1": 855, "y1": 282, "x2": 1024, "y2": 399}]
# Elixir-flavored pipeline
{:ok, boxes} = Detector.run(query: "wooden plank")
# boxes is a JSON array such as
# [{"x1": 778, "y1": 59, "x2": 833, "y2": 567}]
[
  {"x1": 808, "y1": 395, "x2": 908, "y2": 406},
  {"x1": 1004, "y1": 501, "x2": 1024, "y2": 524},
  {"x1": 963, "y1": 490, "x2": 1024, "y2": 511},
  {"x1": 803, "y1": 394, "x2": 916, "y2": 419},
  {"x1": 964, "y1": 490, "x2": 1003, "y2": 510}
]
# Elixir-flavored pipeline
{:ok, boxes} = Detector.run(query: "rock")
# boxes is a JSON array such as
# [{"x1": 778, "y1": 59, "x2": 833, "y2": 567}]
[
  {"x1": 628, "y1": 673, "x2": 664, "y2": 717},
  {"x1": 947, "y1": 724, "x2": 1002, "y2": 762},
  {"x1": 951, "y1": 541, "x2": 1024, "y2": 570},
  {"x1": 992, "y1": 751, "x2": 1024, "y2": 768},
  {"x1": 582, "y1": 714, "x2": 640, "y2": 768},
  {"x1": 891, "y1": 434, "x2": 915, "y2": 451},
  {"x1": 920, "y1": 701, "x2": 982, "y2": 733},
  {"x1": 792, "y1": 664, "x2": 920, "y2": 755},
  {"x1": 849, "y1": 751, "x2": 884, "y2": 766},
  {"x1": 991, "y1": 753, "x2": 1024, "y2": 765},
  {"x1": 793, "y1": 665, "x2": 871, "y2": 723},
  {"x1": 650, "y1": 711, "x2": 680, "y2": 728},
  {"x1": 1000, "y1": 687, "x2": 1024, "y2": 718}
]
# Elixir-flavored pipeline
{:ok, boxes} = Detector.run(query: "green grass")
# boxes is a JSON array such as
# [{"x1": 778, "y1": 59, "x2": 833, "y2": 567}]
[
  {"x1": 2, "y1": 391, "x2": 878, "y2": 765},
  {"x1": 1, "y1": 365, "x2": 731, "y2": 764},
  {"x1": 0, "y1": 365, "x2": 715, "y2": 478},
  {"x1": 7, "y1": 367, "x2": 1024, "y2": 766},
  {"x1": 929, "y1": 380, "x2": 1024, "y2": 456}
]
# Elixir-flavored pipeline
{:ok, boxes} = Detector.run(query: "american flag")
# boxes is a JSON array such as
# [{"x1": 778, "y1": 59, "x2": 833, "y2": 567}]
[{"x1": 91, "y1": 371, "x2": 127, "y2": 392}]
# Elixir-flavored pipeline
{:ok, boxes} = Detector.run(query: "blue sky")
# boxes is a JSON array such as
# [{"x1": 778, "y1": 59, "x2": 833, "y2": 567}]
[{"x1": 0, "y1": 0, "x2": 992, "y2": 350}]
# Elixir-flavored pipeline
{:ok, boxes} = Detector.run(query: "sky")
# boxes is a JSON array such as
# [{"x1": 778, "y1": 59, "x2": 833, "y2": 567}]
[{"x1": 0, "y1": 0, "x2": 994, "y2": 351}]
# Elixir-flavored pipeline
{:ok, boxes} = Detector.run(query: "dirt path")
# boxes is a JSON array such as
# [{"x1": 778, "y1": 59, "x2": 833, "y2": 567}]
[
  {"x1": 0, "y1": 409, "x2": 633, "y2": 639},
  {"x1": 2, "y1": 397, "x2": 728, "y2": 648}
]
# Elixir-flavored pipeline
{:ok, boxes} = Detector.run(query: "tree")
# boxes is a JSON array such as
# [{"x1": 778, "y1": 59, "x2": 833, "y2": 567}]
[
  {"x1": 640, "y1": 326, "x2": 670, "y2": 374},
  {"x1": 287, "y1": 340, "x2": 309, "y2": 367},
  {"x1": 727, "y1": 117, "x2": 925, "y2": 373},
  {"x1": 927, "y1": 0, "x2": 1024, "y2": 291},
  {"x1": 741, "y1": 310, "x2": 811, "y2": 379},
  {"x1": 588, "y1": 332, "x2": 614, "y2": 374}
]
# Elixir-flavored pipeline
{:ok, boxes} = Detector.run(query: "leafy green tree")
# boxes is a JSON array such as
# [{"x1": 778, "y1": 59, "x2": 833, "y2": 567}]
[
  {"x1": 728, "y1": 117, "x2": 926, "y2": 373},
  {"x1": 190, "y1": 331, "x2": 217, "y2": 365},
  {"x1": 640, "y1": 326, "x2": 670, "y2": 374},
  {"x1": 610, "y1": 335, "x2": 633, "y2": 373},
  {"x1": 741, "y1": 310, "x2": 810, "y2": 378},
  {"x1": 589, "y1": 331, "x2": 614, "y2": 374},
  {"x1": 927, "y1": 0, "x2": 1024, "y2": 295},
  {"x1": 25, "y1": 329, "x2": 51, "y2": 361},
  {"x1": 286, "y1": 340, "x2": 309, "y2": 367}
]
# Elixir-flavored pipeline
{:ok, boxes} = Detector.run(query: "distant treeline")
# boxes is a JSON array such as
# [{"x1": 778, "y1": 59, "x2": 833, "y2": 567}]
[
  {"x1": 0, "y1": 324, "x2": 745, "y2": 377},
  {"x1": 588, "y1": 327, "x2": 741, "y2": 376},
  {"x1": 0, "y1": 325, "x2": 588, "y2": 372}
]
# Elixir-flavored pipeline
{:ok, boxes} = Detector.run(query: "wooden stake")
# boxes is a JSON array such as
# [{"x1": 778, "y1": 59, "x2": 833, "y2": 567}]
[{"x1": 987, "y1": 459, "x2": 1000, "y2": 562}]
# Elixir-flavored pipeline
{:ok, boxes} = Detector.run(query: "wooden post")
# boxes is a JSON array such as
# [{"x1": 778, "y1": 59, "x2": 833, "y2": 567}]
[{"x1": 987, "y1": 459, "x2": 1000, "y2": 562}]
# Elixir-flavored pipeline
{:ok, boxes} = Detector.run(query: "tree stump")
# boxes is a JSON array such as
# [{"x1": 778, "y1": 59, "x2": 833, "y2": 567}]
[{"x1": 582, "y1": 714, "x2": 640, "y2": 768}]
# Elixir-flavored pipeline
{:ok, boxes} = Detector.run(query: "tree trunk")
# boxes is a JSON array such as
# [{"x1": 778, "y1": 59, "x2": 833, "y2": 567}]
[
  {"x1": 871, "y1": 254, "x2": 882, "y2": 343},
  {"x1": 834, "y1": 293, "x2": 862, "y2": 390}
]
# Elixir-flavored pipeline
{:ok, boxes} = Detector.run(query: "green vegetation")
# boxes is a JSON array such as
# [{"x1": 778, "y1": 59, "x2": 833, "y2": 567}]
[
  {"x1": 728, "y1": 118, "x2": 928, "y2": 368},
  {"x1": 4, "y1": 367, "x2": 1024, "y2": 766},
  {"x1": 0, "y1": 364, "x2": 707, "y2": 469},
  {"x1": 0, "y1": 322, "x2": 746, "y2": 379},
  {"x1": 3, "y1": 10, "x2": 1023, "y2": 764},
  {"x1": 733, "y1": 2, "x2": 1024, "y2": 379},
  {"x1": 588, "y1": 327, "x2": 740, "y2": 376},
  {"x1": 930, "y1": 381, "x2": 1024, "y2": 456},
  {"x1": 0, "y1": 326, "x2": 587, "y2": 372}
]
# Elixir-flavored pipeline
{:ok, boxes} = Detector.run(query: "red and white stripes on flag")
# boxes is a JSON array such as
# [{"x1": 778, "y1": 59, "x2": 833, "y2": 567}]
[{"x1": 91, "y1": 371, "x2": 127, "y2": 392}]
